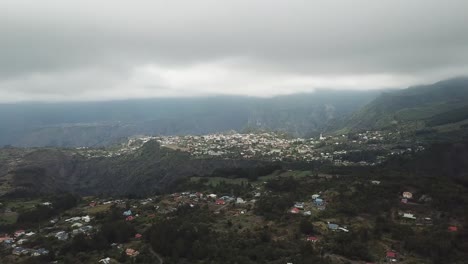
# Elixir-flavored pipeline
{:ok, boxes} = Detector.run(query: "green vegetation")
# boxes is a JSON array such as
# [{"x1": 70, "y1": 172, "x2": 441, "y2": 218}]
[
  {"x1": 344, "y1": 77, "x2": 468, "y2": 133},
  {"x1": 1, "y1": 140, "x2": 468, "y2": 263},
  {"x1": 427, "y1": 105, "x2": 468, "y2": 126},
  {"x1": 190, "y1": 177, "x2": 249, "y2": 186}
]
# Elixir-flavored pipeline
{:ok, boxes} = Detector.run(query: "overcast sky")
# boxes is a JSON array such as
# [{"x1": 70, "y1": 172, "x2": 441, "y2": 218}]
[{"x1": 1, "y1": 0, "x2": 468, "y2": 102}]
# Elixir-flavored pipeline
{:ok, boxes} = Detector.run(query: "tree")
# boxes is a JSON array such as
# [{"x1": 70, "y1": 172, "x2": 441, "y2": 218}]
[{"x1": 299, "y1": 219, "x2": 314, "y2": 234}]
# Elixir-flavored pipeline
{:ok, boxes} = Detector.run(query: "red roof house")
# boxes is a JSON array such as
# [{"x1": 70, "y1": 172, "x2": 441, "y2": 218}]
[
  {"x1": 126, "y1": 216, "x2": 135, "y2": 221},
  {"x1": 215, "y1": 199, "x2": 226, "y2": 205},
  {"x1": 448, "y1": 226, "x2": 458, "y2": 232},
  {"x1": 290, "y1": 207, "x2": 300, "y2": 214},
  {"x1": 135, "y1": 233, "x2": 142, "y2": 239},
  {"x1": 14, "y1": 230, "x2": 25, "y2": 237},
  {"x1": 126, "y1": 248, "x2": 139, "y2": 257},
  {"x1": 0, "y1": 235, "x2": 12, "y2": 243},
  {"x1": 306, "y1": 236, "x2": 319, "y2": 242},
  {"x1": 386, "y1": 251, "x2": 398, "y2": 261}
]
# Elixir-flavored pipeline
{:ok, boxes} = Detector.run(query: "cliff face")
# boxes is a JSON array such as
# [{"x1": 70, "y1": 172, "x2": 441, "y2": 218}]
[{"x1": 1, "y1": 142, "x2": 264, "y2": 197}]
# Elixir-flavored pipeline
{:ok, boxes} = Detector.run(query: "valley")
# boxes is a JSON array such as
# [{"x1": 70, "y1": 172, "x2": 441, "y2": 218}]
[
  {"x1": 1, "y1": 78, "x2": 468, "y2": 263},
  {"x1": 1, "y1": 140, "x2": 468, "y2": 263}
]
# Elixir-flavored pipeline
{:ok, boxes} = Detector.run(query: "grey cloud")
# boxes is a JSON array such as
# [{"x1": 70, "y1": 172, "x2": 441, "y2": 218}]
[{"x1": 0, "y1": 0, "x2": 467, "y2": 101}]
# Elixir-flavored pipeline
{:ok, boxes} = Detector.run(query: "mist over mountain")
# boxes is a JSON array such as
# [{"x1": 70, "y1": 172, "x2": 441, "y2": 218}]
[
  {"x1": 344, "y1": 77, "x2": 468, "y2": 132},
  {"x1": 0, "y1": 90, "x2": 380, "y2": 147}
]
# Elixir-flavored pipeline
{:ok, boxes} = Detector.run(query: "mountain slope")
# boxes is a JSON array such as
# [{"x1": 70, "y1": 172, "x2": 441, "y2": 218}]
[
  {"x1": 1, "y1": 141, "x2": 267, "y2": 197},
  {"x1": 344, "y1": 77, "x2": 468, "y2": 131},
  {"x1": 0, "y1": 91, "x2": 379, "y2": 147}
]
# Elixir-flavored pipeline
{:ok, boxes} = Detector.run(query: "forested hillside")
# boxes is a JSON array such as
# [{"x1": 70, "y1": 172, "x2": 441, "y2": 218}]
[
  {"x1": 1, "y1": 141, "x2": 268, "y2": 197},
  {"x1": 344, "y1": 77, "x2": 468, "y2": 132}
]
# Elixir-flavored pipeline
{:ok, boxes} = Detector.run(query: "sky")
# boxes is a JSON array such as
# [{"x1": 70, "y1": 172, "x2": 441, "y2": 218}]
[{"x1": 1, "y1": 0, "x2": 468, "y2": 102}]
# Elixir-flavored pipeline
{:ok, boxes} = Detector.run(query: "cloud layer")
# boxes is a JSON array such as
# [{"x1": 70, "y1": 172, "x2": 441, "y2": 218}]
[{"x1": 1, "y1": 0, "x2": 468, "y2": 101}]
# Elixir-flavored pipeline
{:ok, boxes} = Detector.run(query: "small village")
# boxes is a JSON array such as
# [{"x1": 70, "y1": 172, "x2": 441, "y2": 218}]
[
  {"x1": 77, "y1": 131, "x2": 424, "y2": 167},
  {"x1": 0, "y1": 165, "x2": 462, "y2": 263}
]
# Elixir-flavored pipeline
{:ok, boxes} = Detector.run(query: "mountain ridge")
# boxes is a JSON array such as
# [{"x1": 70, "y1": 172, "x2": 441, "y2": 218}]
[
  {"x1": 341, "y1": 77, "x2": 468, "y2": 132},
  {"x1": 0, "y1": 91, "x2": 380, "y2": 147}
]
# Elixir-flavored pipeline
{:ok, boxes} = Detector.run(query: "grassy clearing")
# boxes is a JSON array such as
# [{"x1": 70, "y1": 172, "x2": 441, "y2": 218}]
[
  {"x1": 257, "y1": 170, "x2": 282, "y2": 181},
  {"x1": 191, "y1": 170, "x2": 313, "y2": 187},
  {"x1": 0, "y1": 174, "x2": 13, "y2": 195},
  {"x1": 5, "y1": 199, "x2": 41, "y2": 212},
  {"x1": 0, "y1": 212, "x2": 18, "y2": 224},
  {"x1": 280, "y1": 170, "x2": 312, "y2": 178},
  {"x1": 258, "y1": 170, "x2": 312, "y2": 182},
  {"x1": 434, "y1": 118, "x2": 468, "y2": 132},
  {"x1": 190, "y1": 177, "x2": 249, "y2": 186},
  {"x1": 212, "y1": 213, "x2": 262, "y2": 232},
  {"x1": 86, "y1": 203, "x2": 113, "y2": 215},
  {"x1": 162, "y1": 144, "x2": 189, "y2": 152}
]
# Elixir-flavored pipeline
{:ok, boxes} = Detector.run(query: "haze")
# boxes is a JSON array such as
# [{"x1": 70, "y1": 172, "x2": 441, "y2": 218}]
[{"x1": 1, "y1": 0, "x2": 468, "y2": 102}]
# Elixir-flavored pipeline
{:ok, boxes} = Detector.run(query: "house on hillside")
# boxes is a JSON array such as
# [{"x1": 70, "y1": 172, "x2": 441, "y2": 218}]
[
  {"x1": 386, "y1": 251, "x2": 398, "y2": 262},
  {"x1": 314, "y1": 198, "x2": 324, "y2": 206},
  {"x1": 55, "y1": 231, "x2": 69, "y2": 241},
  {"x1": 99, "y1": 258, "x2": 111, "y2": 264},
  {"x1": 65, "y1": 216, "x2": 81, "y2": 222},
  {"x1": 294, "y1": 202, "x2": 304, "y2": 209},
  {"x1": 12, "y1": 247, "x2": 27, "y2": 256},
  {"x1": 402, "y1": 192, "x2": 413, "y2": 199},
  {"x1": 17, "y1": 238, "x2": 28, "y2": 245},
  {"x1": 71, "y1": 222, "x2": 83, "y2": 228},
  {"x1": 31, "y1": 248, "x2": 49, "y2": 257},
  {"x1": 126, "y1": 248, "x2": 140, "y2": 257},
  {"x1": 402, "y1": 213, "x2": 416, "y2": 220},
  {"x1": 0, "y1": 234, "x2": 12, "y2": 242},
  {"x1": 123, "y1": 210, "x2": 132, "y2": 216},
  {"x1": 79, "y1": 225, "x2": 93, "y2": 234},
  {"x1": 82, "y1": 215, "x2": 91, "y2": 222},
  {"x1": 220, "y1": 196, "x2": 235, "y2": 202},
  {"x1": 290, "y1": 207, "x2": 300, "y2": 214},
  {"x1": 328, "y1": 223, "x2": 339, "y2": 231},
  {"x1": 306, "y1": 236, "x2": 319, "y2": 243},
  {"x1": 14, "y1": 230, "x2": 25, "y2": 237},
  {"x1": 236, "y1": 197, "x2": 246, "y2": 204},
  {"x1": 215, "y1": 199, "x2": 226, "y2": 205},
  {"x1": 338, "y1": 227, "x2": 349, "y2": 232}
]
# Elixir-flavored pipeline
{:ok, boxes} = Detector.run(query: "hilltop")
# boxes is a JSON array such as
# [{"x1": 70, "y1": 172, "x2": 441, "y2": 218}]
[{"x1": 0, "y1": 141, "x2": 269, "y2": 197}]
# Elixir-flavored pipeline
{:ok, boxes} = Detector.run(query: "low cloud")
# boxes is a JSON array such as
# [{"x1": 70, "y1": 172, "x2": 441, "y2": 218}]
[{"x1": 1, "y1": 0, "x2": 467, "y2": 101}]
